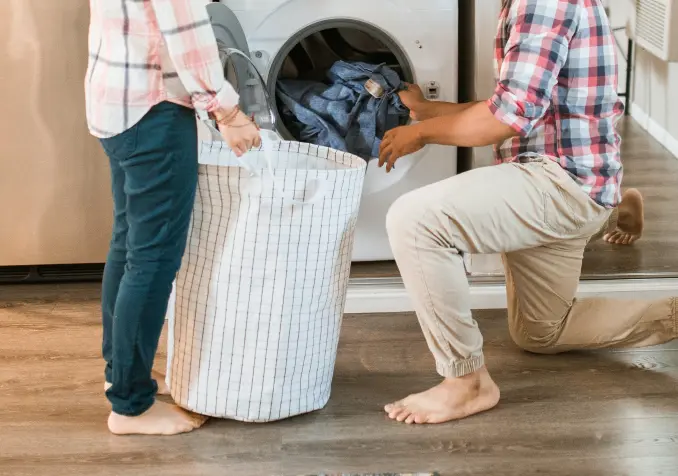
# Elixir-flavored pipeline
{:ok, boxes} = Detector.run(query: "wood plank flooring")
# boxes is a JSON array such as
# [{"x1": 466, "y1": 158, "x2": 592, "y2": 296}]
[
  {"x1": 2, "y1": 283, "x2": 678, "y2": 475},
  {"x1": 351, "y1": 118, "x2": 678, "y2": 280}
]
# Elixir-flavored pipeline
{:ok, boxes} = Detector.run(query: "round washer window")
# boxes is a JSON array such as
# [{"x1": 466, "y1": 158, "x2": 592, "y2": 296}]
[{"x1": 266, "y1": 20, "x2": 414, "y2": 142}]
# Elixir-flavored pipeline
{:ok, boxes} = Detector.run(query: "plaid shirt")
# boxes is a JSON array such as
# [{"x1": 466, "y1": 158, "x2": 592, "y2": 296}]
[
  {"x1": 487, "y1": 0, "x2": 624, "y2": 208},
  {"x1": 85, "y1": 0, "x2": 239, "y2": 138}
]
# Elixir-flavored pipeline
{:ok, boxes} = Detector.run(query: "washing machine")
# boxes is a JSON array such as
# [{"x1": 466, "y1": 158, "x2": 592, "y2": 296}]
[{"x1": 205, "y1": 0, "x2": 459, "y2": 262}]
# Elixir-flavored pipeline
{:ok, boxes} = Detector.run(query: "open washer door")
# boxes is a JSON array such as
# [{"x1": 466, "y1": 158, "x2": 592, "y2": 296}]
[
  {"x1": 203, "y1": 2, "x2": 276, "y2": 132},
  {"x1": 205, "y1": 2, "x2": 415, "y2": 197}
]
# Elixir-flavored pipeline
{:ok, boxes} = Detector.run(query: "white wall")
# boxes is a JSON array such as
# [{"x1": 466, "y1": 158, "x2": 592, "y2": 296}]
[
  {"x1": 614, "y1": 0, "x2": 678, "y2": 157},
  {"x1": 466, "y1": 0, "x2": 507, "y2": 276},
  {"x1": 469, "y1": 0, "x2": 502, "y2": 169}
]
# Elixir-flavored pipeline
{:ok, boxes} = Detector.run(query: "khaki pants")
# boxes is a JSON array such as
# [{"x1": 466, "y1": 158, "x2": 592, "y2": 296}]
[{"x1": 386, "y1": 157, "x2": 677, "y2": 378}]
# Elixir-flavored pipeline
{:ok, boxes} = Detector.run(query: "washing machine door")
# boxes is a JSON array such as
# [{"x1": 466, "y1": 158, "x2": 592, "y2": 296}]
[{"x1": 206, "y1": 2, "x2": 276, "y2": 131}]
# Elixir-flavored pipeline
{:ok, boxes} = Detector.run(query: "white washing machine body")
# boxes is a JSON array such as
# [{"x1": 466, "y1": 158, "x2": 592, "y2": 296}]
[{"x1": 213, "y1": 0, "x2": 459, "y2": 261}]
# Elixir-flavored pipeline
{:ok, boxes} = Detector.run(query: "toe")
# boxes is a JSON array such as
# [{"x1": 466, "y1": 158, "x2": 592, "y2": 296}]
[
  {"x1": 388, "y1": 406, "x2": 406, "y2": 420},
  {"x1": 178, "y1": 422, "x2": 194, "y2": 435},
  {"x1": 604, "y1": 231, "x2": 619, "y2": 243},
  {"x1": 609, "y1": 231, "x2": 622, "y2": 243},
  {"x1": 608, "y1": 231, "x2": 622, "y2": 244},
  {"x1": 615, "y1": 233, "x2": 629, "y2": 244},
  {"x1": 405, "y1": 414, "x2": 416, "y2": 424},
  {"x1": 193, "y1": 414, "x2": 208, "y2": 428},
  {"x1": 396, "y1": 409, "x2": 411, "y2": 422},
  {"x1": 386, "y1": 401, "x2": 406, "y2": 418}
]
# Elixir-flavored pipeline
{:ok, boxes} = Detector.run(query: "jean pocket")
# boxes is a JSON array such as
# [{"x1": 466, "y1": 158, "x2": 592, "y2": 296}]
[{"x1": 100, "y1": 125, "x2": 139, "y2": 161}]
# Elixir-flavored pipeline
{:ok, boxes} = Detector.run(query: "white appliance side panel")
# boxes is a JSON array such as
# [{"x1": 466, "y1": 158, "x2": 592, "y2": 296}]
[
  {"x1": 1, "y1": 0, "x2": 112, "y2": 266},
  {"x1": 471, "y1": 0, "x2": 502, "y2": 169},
  {"x1": 467, "y1": 0, "x2": 504, "y2": 275}
]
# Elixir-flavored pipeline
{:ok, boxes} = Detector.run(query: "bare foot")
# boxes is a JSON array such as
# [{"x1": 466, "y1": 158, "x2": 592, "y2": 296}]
[
  {"x1": 152, "y1": 370, "x2": 170, "y2": 395},
  {"x1": 604, "y1": 188, "x2": 644, "y2": 245},
  {"x1": 108, "y1": 401, "x2": 208, "y2": 436},
  {"x1": 105, "y1": 370, "x2": 169, "y2": 396},
  {"x1": 384, "y1": 366, "x2": 500, "y2": 424}
]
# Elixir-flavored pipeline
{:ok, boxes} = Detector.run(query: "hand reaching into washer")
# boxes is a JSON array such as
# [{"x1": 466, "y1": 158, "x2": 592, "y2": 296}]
[
  {"x1": 215, "y1": 107, "x2": 262, "y2": 157},
  {"x1": 398, "y1": 83, "x2": 430, "y2": 121},
  {"x1": 378, "y1": 124, "x2": 426, "y2": 172}
]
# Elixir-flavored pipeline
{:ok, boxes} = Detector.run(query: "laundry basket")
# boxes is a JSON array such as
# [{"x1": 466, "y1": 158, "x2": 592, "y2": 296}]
[{"x1": 166, "y1": 129, "x2": 366, "y2": 422}]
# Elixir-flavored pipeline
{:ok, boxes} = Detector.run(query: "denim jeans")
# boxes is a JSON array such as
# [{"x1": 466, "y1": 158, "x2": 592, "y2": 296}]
[
  {"x1": 276, "y1": 61, "x2": 409, "y2": 160},
  {"x1": 100, "y1": 102, "x2": 198, "y2": 416}
]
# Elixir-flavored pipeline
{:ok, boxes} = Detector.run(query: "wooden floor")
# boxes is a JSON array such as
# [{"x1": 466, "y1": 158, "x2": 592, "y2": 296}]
[
  {"x1": 2, "y1": 283, "x2": 678, "y2": 475},
  {"x1": 352, "y1": 118, "x2": 678, "y2": 280}
]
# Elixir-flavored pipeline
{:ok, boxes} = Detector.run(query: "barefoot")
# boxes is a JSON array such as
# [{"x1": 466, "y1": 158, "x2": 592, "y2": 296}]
[
  {"x1": 604, "y1": 188, "x2": 644, "y2": 245},
  {"x1": 384, "y1": 366, "x2": 500, "y2": 424},
  {"x1": 105, "y1": 370, "x2": 169, "y2": 396},
  {"x1": 107, "y1": 401, "x2": 208, "y2": 436},
  {"x1": 153, "y1": 370, "x2": 170, "y2": 396}
]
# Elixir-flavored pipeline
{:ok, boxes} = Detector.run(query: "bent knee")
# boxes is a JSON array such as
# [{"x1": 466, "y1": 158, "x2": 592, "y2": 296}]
[
  {"x1": 385, "y1": 190, "x2": 431, "y2": 239},
  {"x1": 508, "y1": 320, "x2": 564, "y2": 354},
  {"x1": 386, "y1": 186, "x2": 457, "y2": 240}
]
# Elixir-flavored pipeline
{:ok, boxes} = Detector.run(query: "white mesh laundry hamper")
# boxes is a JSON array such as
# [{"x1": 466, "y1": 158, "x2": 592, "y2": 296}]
[{"x1": 165, "y1": 129, "x2": 366, "y2": 422}]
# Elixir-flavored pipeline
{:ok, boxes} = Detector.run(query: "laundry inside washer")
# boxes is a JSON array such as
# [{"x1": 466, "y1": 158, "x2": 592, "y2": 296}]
[
  {"x1": 276, "y1": 61, "x2": 408, "y2": 160},
  {"x1": 271, "y1": 27, "x2": 412, "y2": 160}
]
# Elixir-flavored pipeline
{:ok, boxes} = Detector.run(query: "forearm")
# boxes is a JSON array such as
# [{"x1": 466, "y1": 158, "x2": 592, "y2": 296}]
[
  {"x1": 416, "y1": 101, "x2": 517, "y2": 148},
  {"x1": 417, "y1": 101, "x2": 476, "y2": 120}
]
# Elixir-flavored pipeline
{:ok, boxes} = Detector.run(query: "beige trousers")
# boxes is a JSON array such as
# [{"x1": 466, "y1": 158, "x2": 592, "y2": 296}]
[{"x1": 386, "y1": 157, "x2": 677, "y2": 378}]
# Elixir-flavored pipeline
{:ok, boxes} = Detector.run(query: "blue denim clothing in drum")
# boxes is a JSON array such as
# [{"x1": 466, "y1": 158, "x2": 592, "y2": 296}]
[{"x1": 276, "y1": 61, "x2": 409, "y2": 160}]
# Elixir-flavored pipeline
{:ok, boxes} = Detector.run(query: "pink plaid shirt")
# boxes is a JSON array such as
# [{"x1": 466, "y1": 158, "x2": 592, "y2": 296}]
[
  {"x1": 85, "y1": 0, "x2": 239, "y2": 138},
  {"x1": 488, "y1": 0, "x2": 624, "y2": 208}
]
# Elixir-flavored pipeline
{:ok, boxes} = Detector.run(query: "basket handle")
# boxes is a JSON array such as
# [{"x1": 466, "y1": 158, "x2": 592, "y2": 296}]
[
  {"x1": 259, "y1": 129, "x2": 329, "y2": 206},
  {"x1": 201, "y1": 123, "x2": 328, "y2": 205}
]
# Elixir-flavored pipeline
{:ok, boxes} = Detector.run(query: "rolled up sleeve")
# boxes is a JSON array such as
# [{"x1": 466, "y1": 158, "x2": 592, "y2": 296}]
[
  {"x1": 487, "y1": 0, "x2": 579, "y2": 137},
  {"x1": 150, "y1": 0, "x2": 239, "y2": 112}
]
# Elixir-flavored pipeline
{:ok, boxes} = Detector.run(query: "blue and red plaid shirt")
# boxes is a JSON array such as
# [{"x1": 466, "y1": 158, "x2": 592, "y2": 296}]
[{"x1": 488, "y1": 0, "x2": 624, "y2": 208}]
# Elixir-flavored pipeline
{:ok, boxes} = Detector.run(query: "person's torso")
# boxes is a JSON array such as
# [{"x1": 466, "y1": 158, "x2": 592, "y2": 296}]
[
  {"x1": 84, "y1": 0, "x2": 205, "y2": 138},
  {"x1": 494, "y1": 0, "x2": 624, "y2": 208}
]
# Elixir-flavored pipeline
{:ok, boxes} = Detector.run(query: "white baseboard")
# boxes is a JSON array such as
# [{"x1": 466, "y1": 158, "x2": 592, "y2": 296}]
[
  {"x1": 631, "y1": 103, "x2": 649, "y2": 129},
  {"x1": 667, "y1": 131, "x2": 678, "y2": 159},
  {"x1": 344, "y1": 277, "x2": 678, "y2": 314},
  {"x1": 631, "y1": 103, "x2": 678, "y2": 158}
]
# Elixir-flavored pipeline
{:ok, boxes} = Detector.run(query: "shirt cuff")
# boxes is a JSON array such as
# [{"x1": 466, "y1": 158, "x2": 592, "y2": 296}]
[
  {"x1": 487, "y1": 83, "x2": 536, "y2": 138},
  {"x1": 203, "y1": 81, "x2": 240, "y2": 113}
]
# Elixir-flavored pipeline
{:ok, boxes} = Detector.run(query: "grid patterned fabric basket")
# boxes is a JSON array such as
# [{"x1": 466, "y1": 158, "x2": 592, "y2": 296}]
[{"x1": 166, "y1": 135, "x2": 366, "y2": 422}]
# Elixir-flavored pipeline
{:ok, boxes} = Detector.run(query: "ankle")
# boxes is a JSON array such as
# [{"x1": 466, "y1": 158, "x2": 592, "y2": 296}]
[{"x1": 443, "y1": 366, "x2": 489, "y2": 387}]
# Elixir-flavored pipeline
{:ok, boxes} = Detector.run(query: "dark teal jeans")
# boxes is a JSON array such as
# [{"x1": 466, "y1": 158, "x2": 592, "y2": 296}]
[{"x1": 100, "y1": 102, "x2": 198, "y2": 416}]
